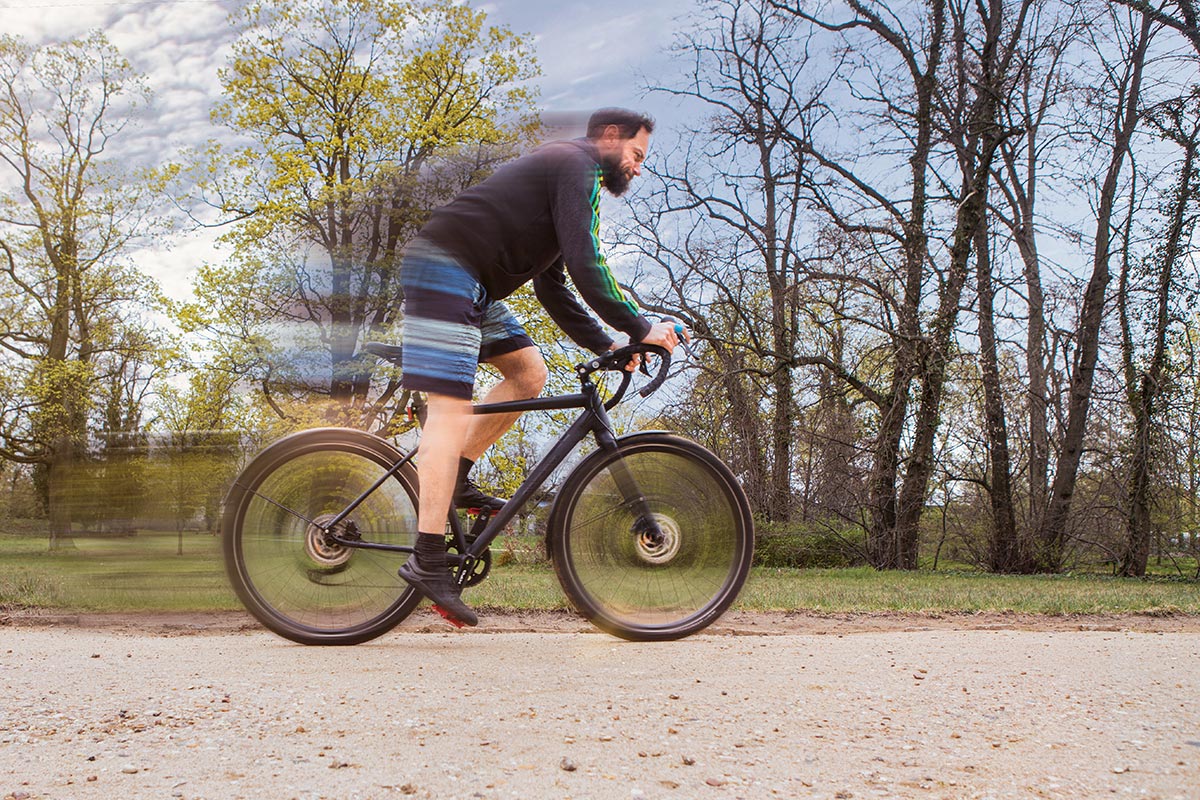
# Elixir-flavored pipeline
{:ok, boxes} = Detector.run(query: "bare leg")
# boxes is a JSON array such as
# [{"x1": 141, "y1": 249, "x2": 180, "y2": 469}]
[
  {"x1": 461, "y1": 346, "x2": 548, "y2": 462},
  {"x1": 415, "y1": 394, "x2": 473, "y2": 535},
  {"x1": 400, "y1": 351, "x2": 544, "y2": 628}
]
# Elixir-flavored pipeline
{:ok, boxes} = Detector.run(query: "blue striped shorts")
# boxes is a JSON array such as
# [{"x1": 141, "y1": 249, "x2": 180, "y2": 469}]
[{"x1": 399, "y1": 238, "x2": 534, "y2": 400}]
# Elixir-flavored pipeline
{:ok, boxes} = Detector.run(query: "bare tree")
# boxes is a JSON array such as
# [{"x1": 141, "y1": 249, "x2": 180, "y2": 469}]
[
  {"x1": 990, "y1": 2, "x2": 1084, "y2": 545},
  {"x1": 627, "y1": 0, "x2": 824, "y2": 522},
  {"x1": 1116, "y1": 90, "x2": 1199, "y2": 575},
  {"x1": 1115, "y1": 0, "x2": 1200, "y2": 54},
  {"x1": 1037, "y1": 6, "x2": 1154, "y2": 569},
  {"x1": 888, "y1": 0, "x2": 1035, "y2": 569}
]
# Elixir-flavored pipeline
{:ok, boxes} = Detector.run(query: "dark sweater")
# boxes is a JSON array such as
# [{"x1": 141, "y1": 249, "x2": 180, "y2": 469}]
[{"x1": 418, "y1": 138, "x2": 651, "y2": 354}]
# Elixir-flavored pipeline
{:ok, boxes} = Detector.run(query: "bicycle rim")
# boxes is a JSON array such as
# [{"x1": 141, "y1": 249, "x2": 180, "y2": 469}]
[
  {"x1": 552, "y1": 436, "x2": 753, "y2": 640},
  {"x1": 225, "y1": 432, "x2": 419, "y2": 644}
]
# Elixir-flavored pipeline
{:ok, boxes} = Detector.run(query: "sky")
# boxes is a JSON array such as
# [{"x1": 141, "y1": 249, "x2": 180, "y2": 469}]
[{"x1": 0, "y1": 0, "x2": 697, "y2": 298}]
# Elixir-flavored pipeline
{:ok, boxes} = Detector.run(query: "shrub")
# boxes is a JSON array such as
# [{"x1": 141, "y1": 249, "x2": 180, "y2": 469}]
[
  {"x1": 0, "y1": 570, "x2": 63, "y2": 610},
  {"x1": 753, "y1": 521, "x2": 868, "y2": 569}
]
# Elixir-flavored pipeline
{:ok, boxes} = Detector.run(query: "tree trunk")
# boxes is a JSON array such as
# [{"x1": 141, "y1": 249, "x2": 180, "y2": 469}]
[
  {"x1": 1038, "y1": 12, "x2": 1152, "y2": 569},
  {"x1": 46, "y1": 436, "x2": 75, "y2": 551},
  {"x1": 1119, "y1": 116, "x2": 1197, "y2": 577},
  {"x1": 976, "y1": 220, "x2": 1024, "y2": 572},
  {"x1": 893, "y1": 0, "x2": 1022, "y2": 569},
  {"x1": 864, "y1": 5, "x2": 942, "y2": 566}
]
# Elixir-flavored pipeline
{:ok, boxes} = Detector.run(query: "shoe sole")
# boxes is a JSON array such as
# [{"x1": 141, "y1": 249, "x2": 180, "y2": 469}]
[{"x1": 398, "y1": 564, "x2": 479, "y2": 627}]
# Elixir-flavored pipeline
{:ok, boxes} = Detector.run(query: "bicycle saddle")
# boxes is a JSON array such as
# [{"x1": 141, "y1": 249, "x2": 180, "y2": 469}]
[{"x1": 363, "y1": 342, "x2": 403, "y2": 365}]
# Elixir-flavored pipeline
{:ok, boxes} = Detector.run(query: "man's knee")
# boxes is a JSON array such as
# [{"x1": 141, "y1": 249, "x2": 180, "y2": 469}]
[
  {"x1": 423, "y1": 394, "x2": 473, "y2": 423},
  {"x1": 493, "y1": 347, "x2": 547, "y2": 397}
]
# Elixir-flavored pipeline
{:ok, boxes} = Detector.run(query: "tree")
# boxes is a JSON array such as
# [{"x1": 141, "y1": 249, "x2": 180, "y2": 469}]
[
  {"x1": 0, "y1": 31, "x2": 162, "y2": 548},
  {"x1": 887, "y1": 0, "x2": 1035, "y2": 571},
  {"x1": 183, "y1": 0, "x2": 540, "y2": 425},
  {"x1": 1035, "y1": 5, "x2": 1154, "y2": 569},
  {"x1": 989, "y1": 1, "x2": 1084, "y2": 551},
  {"x1": 627, "y1": 0, "x2": 830, "y2": 523},
  {"x1": 1116, "y1": 89, "x2": 1200, "y2": 575},
  {"x1": 154, "y1": 370, "x2": 246, "y2": 554},
  {"x1": 1115, "y1": 0, "x2": 1200, "y2": 54}
]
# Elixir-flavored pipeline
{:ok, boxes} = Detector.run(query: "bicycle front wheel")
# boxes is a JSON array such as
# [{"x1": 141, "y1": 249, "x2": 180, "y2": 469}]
[
  {"x1": 549, "y1": 433, "x2": 754, "y2": 641},
  {"x1": 222, "y1": 428, "x2": 421, "y2": 645}
]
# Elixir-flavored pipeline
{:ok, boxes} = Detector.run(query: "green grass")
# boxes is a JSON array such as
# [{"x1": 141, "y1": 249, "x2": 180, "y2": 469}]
[
  {"x1": 0, "y1": 529, "x2": 238, "y2": 612},
  {"x1": 738, "y1": 566, "x2": 1200, "y2": 615},
  {"x1": 2, "y1": 529, "x2": 1197, "y2": 616}
]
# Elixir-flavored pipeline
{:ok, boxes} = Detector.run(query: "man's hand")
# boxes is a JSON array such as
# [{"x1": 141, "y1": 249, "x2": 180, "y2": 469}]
[
  {"x1": 642, "y1": 320, "x2": 688, "y2": 351},
  {"x1": 608, "y1": 320, "x2": 690, "y2": 372}
]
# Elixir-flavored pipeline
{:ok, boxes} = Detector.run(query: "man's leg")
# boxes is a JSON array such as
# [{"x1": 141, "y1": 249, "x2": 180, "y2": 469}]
[
  {"x1": 396, "y1": 391, "x2": 480, "y2": 626},
  {"x1": 462, "y1": 346, "x2": 548, "y2": 461},
  {"x1": 394, "y1": 239, "x2": 488, "y2": 626},
  {"x1": 417, "y1": 393, "x2": 473, "y2": 534}
]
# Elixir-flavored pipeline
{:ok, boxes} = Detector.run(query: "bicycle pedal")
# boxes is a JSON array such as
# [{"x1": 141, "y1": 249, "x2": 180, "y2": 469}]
[
  {"x1": 430, "y1": 605, "x2": 468, "y2": 629},
  {"x1": 465, "y1": 507, "x2": 499, "y2": 518}
]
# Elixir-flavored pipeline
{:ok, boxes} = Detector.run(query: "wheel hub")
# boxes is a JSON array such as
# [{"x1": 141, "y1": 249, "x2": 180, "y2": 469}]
[
  {"x1": 634, "y1": 513, "x2": 682, "y2": 565},
  {"x1": 305, "y1": 514, "x2": 355, "y2": 568}
]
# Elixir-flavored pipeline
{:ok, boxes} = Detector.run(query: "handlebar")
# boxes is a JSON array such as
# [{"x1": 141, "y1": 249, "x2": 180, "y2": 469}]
[{"x1": 575, "y1": 343, "x2": 672, "y2": 409}]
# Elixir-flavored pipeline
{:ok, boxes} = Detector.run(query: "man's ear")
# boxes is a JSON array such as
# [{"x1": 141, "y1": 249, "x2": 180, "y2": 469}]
[{"x1": 598, "y1": 124, "x2": 621, "y2": 148}]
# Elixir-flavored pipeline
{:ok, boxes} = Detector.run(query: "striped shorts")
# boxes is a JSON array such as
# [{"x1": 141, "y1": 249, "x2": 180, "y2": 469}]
[{"x1": 399, "y1": 238, "x2": 534, "y2": 400}]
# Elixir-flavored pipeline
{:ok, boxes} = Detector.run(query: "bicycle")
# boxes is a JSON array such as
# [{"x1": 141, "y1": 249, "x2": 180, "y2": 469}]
[{"x1": 221, "y1": 341, "x2": 754, "y2": 644}]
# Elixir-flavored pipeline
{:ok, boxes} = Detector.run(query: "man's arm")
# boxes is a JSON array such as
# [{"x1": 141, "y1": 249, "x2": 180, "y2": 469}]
[
  {"x1": 533, "y1": 260, "x2": 615, "y2": 355},
  {"x1": 549, "y1": 160, "x2": 652, "y2": 345}
]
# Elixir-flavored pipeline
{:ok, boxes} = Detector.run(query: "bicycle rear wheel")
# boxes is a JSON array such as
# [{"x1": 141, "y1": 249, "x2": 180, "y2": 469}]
[
  {"x1": 222, "y1": 428, "x2": 421, "y2": 645},
  {"x1": 549, "y1": 433, "x2": 754, "y2": 641}
]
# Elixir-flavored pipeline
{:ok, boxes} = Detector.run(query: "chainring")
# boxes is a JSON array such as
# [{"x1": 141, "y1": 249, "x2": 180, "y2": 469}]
[{"x1": 446, "y1": 536, "x2": 492, "y2": 587}]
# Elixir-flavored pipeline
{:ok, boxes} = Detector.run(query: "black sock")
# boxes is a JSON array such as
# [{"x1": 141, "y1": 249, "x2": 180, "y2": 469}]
[
  {"x1": 415, "y1": 532, "x2": 446, "y2": 569},
  {"x1": 456, "y1": 457, "x2": 474, "y2": 488}
]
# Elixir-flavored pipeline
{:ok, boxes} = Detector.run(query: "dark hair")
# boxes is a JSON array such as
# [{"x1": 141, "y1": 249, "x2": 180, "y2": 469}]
[{"x1": 586, "y1": 107, "x2": 655, "y2": 140}]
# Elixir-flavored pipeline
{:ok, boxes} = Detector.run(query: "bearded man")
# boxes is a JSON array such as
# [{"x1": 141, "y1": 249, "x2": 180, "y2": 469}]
[{"x1": 395, "y1": 107, "x2": 682, "y2": 626}]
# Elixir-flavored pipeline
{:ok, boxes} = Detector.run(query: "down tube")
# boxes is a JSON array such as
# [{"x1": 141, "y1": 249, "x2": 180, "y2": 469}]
[{"x1": 464, "y1": 411, "x2": 598, "y2": 556}]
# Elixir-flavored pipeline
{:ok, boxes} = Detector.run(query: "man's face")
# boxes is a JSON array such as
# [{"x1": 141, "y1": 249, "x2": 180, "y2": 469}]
[{"x1": 598, "y1": 126, "x2": 650, "y2": 197}]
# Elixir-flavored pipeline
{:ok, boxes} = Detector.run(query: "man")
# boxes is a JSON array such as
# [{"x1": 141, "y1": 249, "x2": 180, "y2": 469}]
[{"x1": 396, "y1": 107, "x2": 682, "y2": 626}]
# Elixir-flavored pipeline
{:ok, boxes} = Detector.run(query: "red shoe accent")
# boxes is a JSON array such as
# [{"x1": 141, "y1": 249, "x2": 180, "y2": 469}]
[
  {"x1": 465, "y1": 507, "x2": 501, "y2": 518},
  {"x1": 431, "y1": 605, "x2": 468, "y2": 628}
]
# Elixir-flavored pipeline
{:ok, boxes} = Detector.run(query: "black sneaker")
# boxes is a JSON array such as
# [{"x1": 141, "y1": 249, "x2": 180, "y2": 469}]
[
  {"x1": 453, "y1": 477, "x2": 506, "y2": 513},
  {"x1": 397, "y1": 558, "x2": 479, "y2": 627}
]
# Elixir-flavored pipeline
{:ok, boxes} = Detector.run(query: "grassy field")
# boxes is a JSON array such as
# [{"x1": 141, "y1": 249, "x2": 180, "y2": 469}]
[{"x1": 1, "y1": 529, "x2": 1198, "y2": 616}]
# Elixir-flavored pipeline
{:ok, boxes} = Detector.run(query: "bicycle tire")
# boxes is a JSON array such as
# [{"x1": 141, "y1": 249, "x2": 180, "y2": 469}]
[
  {"x1": 549, "y1": 433, "x2": 754, "y2": 641},
  {"x1": 222, "y1": 428, "x2": 422, "y2": 645}
]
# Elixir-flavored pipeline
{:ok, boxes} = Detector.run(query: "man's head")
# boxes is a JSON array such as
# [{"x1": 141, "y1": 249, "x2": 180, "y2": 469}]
[{"x1": 587, "y1": 107, "x2": 654, "y2": 197}]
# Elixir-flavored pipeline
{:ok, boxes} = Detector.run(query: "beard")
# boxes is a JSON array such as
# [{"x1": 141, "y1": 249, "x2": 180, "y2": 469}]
[{"x1": 600, "y1": 152, "x2": 631, "y2": 197}]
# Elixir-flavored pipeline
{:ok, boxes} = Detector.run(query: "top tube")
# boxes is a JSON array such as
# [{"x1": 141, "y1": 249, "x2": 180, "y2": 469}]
[{"x1": 364, "y1": 341, "x2": 673, "y2": 415}]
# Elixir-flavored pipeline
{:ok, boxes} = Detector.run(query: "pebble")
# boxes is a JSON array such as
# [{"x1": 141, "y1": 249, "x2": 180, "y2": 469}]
[{"x1": 559, "y1": 757, "x2": 577, "y2": 772}]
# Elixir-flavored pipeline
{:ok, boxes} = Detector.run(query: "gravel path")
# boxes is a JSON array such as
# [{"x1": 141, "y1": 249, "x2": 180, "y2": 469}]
[{"x1": 1, "y1": 613, "x2": 1197, "y2": 800}]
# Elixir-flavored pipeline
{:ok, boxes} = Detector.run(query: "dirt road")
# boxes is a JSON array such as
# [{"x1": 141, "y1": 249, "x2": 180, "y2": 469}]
[{"x1": 1, "y1": 611, "x2": 1197, "y2": 799}]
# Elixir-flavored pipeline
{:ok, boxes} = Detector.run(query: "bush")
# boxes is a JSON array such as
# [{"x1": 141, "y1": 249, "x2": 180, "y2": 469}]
[
  {"x1": 0, "y1": 569, "x2": 63, "y2": 610},
  {"x1": 753, "y1": 521, "x2": 868, "y2": 569}
]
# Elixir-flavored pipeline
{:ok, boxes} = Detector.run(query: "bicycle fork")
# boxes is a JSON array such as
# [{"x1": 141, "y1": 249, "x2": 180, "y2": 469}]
[{"x1": 592, "y1": 422, "x2": 666, "y2": 548}]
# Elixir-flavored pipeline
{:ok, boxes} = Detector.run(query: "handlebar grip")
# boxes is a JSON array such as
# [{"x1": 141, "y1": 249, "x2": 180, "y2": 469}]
[{"x1": 638, "y1": 349, "x2": 672, "y2": 398}]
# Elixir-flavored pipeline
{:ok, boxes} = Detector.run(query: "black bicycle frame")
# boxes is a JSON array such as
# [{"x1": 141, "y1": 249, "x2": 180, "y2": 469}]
[{"x1": 324, "y1": 373, "x2": 657, "y2": 566}]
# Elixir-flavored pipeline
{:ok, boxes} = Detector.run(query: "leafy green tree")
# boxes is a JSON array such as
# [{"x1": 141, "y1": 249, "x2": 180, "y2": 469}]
[
  {"x1": 181, "y1": 0, "x2": 540, "y2": 425},
  {"x1": 0, "y1": 31, "x2": 163, "y2": 548},
  {"x1": 152, "y1": 370, "x2": 247, "y2": 554}
]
